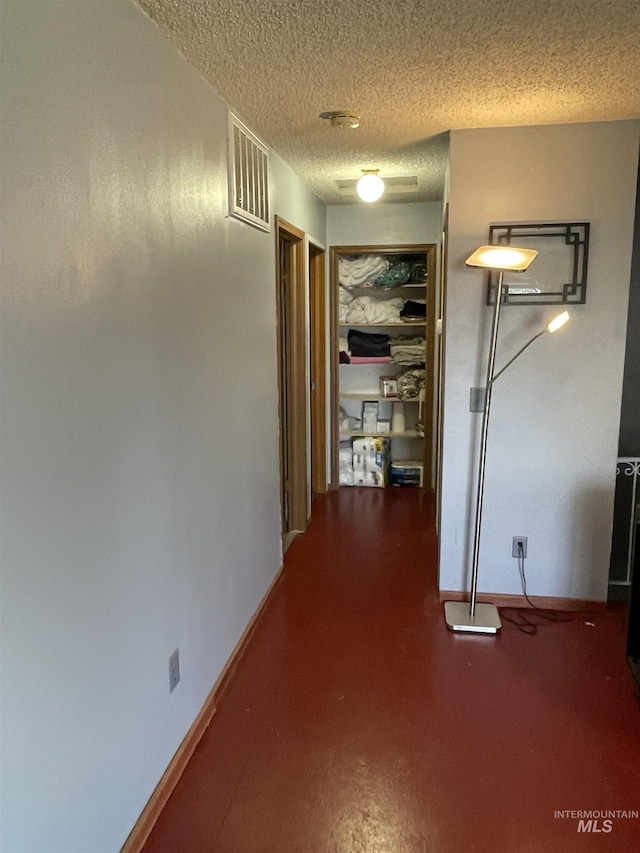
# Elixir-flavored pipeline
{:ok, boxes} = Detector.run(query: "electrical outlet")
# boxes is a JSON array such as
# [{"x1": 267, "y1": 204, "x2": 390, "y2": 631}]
[
  {"x1": 169, "y1": 648, "x2": 180, "y2": 693},
  {"x1": 512, "y1": 536, "x2": 528, "y2": 558},
  {"x1": 469, "y1": 387, "x2": 485, "y2": 412}
]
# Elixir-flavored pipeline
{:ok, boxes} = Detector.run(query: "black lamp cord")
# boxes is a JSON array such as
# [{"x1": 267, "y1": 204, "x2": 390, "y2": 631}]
[{"x1": 500, "y1": 542, "x2": 573, "y2": 634}]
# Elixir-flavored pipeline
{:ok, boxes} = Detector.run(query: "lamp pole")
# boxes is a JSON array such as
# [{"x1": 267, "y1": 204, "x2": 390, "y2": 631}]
[{"x1": 469, "y1": 272, "x2": 504, "y2": 617}]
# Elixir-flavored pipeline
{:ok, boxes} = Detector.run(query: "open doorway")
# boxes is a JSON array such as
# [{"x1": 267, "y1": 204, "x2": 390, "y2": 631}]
[
  {"x1": 328, "y1": 243, "x2": 438, "y2": 491},
  {"x1": 275, "y1": 218, "x2": 308, "y2": 548}
]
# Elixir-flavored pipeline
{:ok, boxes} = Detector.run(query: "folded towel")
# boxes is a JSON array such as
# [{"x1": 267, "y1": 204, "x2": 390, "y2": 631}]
[
  {"x1": 390, "y1": 334, "x2": 426, "y2": 365},
  {"x1": 348, "y1": 329, "x2": 391, "y2": 358},
  {"x1": 362, "y1": 297, "x2": 403, "y2": 324},
  {"x1": 342, "y1": 295, "x2": 403, "y2": 325},
  {"x1": 392, "y1": 350, "x2": 425, "y2": 365},
  {"x1": 344, "y1": 300, "x2": 366, "y2": 323},
  {"x1": 339, "y1": 255, "x2": 389, "y2": 288},
  {"x1": 390, "y1": 335, "x2": 425, "y2": 347}
]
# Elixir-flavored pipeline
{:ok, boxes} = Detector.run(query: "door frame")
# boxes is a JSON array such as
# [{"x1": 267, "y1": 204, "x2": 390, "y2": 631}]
[
  {"x1": 309, "y1": 242, "x2": 327, "y2": 495},
  {"x1": 435, "y1": 205, "x2": 449, "y2": 533},
  {"x1": 275, "y1": 217, "x2": 308, "y2": 540}
]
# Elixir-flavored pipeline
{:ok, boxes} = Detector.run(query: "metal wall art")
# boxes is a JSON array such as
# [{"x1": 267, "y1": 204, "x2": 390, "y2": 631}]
[{"x1": 487, "y1": 222, "x2": 590, "y2": 305}]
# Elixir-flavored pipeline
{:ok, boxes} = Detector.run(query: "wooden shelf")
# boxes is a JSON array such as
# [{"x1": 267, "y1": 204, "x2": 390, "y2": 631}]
[
  {"x1": 341, "y1": 361, "x2": 425, "y2": 367},
  {"x1": 340, "y1": 429, "x2": 420, "y2": 439},
  {"x1": 339, "y1": 322, "x2": 426, "y2": 327},
  {"x1": 340, "y1": 392, "x2": 423, "y2": 402},
  {"x1": 344, "y1": 282, "x2": 427, "y2": 290}
]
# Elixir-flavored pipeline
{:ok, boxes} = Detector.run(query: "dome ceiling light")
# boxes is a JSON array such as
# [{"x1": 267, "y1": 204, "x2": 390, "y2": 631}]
[
  {"x1": 319, "y1": 110, "x2": 361, "y2": 129},
  {"x1": 356, "y1": 170, "x2": 385, "y2": 203}
]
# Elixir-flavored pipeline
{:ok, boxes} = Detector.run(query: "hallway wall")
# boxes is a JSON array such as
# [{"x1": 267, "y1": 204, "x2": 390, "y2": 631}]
[
  {"x1": 0, "y1": 2, "x2": 325, "y2": 851},
  {"x1": 326, "y1": 201, "x2": 442, "y2": 247},
  {"x1": 440, "y1": 121, "x2": 640, "y2": 602}
]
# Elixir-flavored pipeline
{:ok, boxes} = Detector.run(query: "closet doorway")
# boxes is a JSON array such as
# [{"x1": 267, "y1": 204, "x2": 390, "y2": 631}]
[
  {"x1": 275, "y1": 218, "x2": 308, "y2": 547},
  {"x1": 330, "y1": 243, "x2": 438, "y2": 491}
]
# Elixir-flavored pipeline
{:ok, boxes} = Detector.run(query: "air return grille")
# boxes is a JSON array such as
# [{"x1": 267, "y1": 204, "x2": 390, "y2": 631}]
[{"x1": 229, "y1": 114, "x2": 270, "y2": 231}]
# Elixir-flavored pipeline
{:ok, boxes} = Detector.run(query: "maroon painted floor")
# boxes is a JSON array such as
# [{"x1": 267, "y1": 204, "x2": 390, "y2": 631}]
[{"x1": 142, "y1": 489, "x2": 640, "y2": 852}]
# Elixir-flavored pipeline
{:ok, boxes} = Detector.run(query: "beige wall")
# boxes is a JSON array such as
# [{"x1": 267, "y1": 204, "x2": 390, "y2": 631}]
[
  {"x1": 327, "y1": 201, "x2": 442, "y2": 247},
  {"x1": 0, "y1": 2, "x2": 325, "y2": 850},
  {"x1": 440, "y1": 121, "x2": 640, "y2": 601}
]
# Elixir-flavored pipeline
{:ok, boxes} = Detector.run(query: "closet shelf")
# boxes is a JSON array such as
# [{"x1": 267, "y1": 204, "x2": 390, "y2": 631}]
[
  {"x1": 340, "y1": 392, "x2": 423, "y2": 402},
  {"x1": 339, "y1": 322, "x2": 426, "y2": 327},
  {"x1": 341, "y1": 361, "x2": 426, "y2": 367},
  {"x1": 343, "y1": 282, "x2": 427, "y2": 290},
  {"x1": 340, "y1": 429, "x2": 420, "y2": 439}
]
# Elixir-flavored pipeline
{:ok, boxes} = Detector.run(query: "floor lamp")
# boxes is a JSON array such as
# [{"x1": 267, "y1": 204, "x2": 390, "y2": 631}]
[{"x1": 444, "y1": 245, "x2": 570, "y2": 634}]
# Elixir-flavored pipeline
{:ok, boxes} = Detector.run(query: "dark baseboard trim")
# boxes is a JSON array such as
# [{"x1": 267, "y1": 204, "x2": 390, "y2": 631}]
[
  {"x1": 439, "y1": 590, "x2": 607, "y2": 612},
  {"x1": 120, "y1": 564, "x2": 284, "y2": 853}
]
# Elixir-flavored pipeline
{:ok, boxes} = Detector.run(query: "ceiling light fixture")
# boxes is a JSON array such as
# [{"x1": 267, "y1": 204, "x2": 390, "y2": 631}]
[
  {"x1": 319, "y1": 111, "x2": 361, "y2": 129},
  {"x1": 356, "y1": 170, "x2": 385, "y2": 203}
]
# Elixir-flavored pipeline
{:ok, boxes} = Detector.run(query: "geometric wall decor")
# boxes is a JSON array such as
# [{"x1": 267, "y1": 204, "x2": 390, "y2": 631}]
[{"x1": 487, "y1": 222, "x2": 590, "y2": 305}]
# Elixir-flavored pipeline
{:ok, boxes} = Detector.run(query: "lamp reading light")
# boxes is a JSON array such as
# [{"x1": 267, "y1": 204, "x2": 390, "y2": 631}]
[
  {"x1": 547, "y1": 310, "x2": 569, "y2": 333},
  {"x1": 356, "y1": 170, "x2": 385, "y2": 203}
]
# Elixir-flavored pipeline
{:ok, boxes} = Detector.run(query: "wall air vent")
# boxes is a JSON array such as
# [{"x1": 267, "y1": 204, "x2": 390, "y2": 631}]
[{"x1": 229, "y1": 114, "x2": 270, "y2": 232}]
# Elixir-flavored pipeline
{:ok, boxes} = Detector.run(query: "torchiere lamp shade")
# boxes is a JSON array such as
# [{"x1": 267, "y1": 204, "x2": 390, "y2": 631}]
[{"x1": 466, "y1": 245, "x2": 538, "y2": 272}]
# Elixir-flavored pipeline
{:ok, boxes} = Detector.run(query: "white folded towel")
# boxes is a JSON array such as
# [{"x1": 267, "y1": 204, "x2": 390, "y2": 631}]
[
  {"x1": 339, "y1": 255, "x2": 389, "y2": 288},
  {"x1": 343, "y1": 295, "x2": 403, "y2": 325}
]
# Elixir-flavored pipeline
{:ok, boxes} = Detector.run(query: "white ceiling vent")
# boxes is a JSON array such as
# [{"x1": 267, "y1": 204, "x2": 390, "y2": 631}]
[{"x1": 229, "y1": 114, "x2": 270, "y2": 232}]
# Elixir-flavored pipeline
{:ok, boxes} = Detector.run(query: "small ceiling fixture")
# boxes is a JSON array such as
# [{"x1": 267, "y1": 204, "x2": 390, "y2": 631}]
[
  {"x1": 356, "y1": 170, "x2": 385, "y2": 203},
  {"x1": 319, "y1": 111, "x2": 361, "y2": 129}
]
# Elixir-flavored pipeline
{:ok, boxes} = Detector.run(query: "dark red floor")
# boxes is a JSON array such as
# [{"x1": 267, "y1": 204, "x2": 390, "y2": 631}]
[{"x1": 142, "y1": 489, "x2": 640, "y2": 852}]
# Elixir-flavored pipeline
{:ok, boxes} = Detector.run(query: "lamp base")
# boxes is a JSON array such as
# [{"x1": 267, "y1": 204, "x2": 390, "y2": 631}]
[{"x1": 444, "y1": 601, "x2": 502, "y2": 634}]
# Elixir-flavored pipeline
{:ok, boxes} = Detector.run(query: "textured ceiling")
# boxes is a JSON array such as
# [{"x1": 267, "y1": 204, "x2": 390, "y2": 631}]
[{"x1": 136, "y1": 0, "x2": 640, "y2": 203}]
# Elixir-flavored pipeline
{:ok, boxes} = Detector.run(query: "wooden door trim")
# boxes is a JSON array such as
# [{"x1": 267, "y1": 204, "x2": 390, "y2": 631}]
[
  {"x1": 309, "y1": 243, "x2": 327, "y2": 494},
  {"x1": 275, "y1": 217, "x2": 308, "y2": 534},
  {"x1": 435, "y1": 204, "x2": 449, "y2": 531},
  {"x1": 423, "y1": 243, "x2": 437, "y2": 492},
  {"x1": 329, "y1": 247, "x2": 340, "y2": 488}
]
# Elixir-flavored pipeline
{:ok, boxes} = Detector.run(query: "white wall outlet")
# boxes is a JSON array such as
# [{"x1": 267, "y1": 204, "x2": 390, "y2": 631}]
[{"x1": 512, "y1": 536, "x2": 528, "y2": 558}]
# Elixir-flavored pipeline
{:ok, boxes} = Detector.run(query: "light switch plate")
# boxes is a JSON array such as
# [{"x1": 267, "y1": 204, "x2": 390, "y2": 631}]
[
  {"x1": 470, "y1": 387, "x2": 485, "y2": 412},
  {"x1": 169, "y1": 648, "x2": 180, "y2": 693}
]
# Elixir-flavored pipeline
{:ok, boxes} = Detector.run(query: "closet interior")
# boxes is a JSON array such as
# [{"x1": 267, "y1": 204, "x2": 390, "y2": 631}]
[{"x1": 331, "y1": 243, "x2": 437, "y2": 490}]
